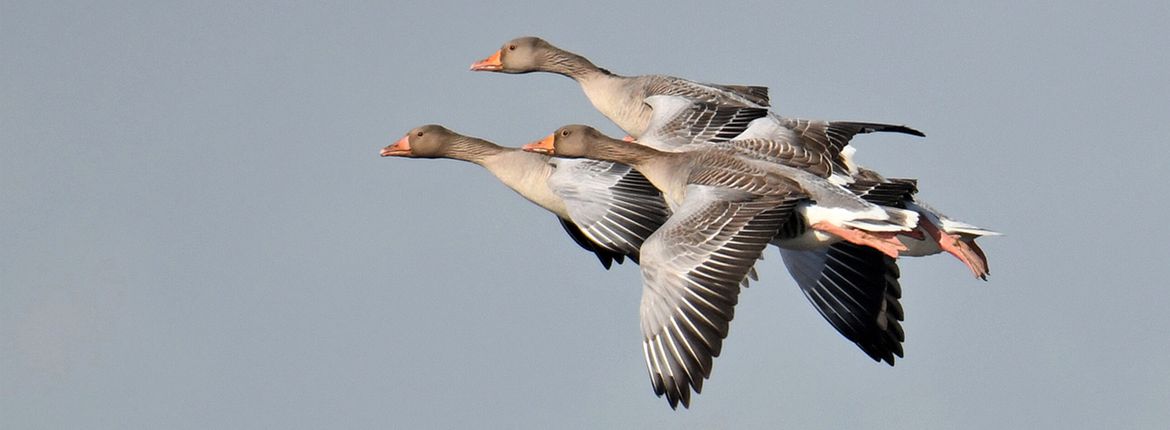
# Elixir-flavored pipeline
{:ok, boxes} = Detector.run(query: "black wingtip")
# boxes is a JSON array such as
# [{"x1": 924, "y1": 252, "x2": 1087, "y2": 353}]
[
  {"x1": 859, "y1": 344, "x2": 896, "y2": 366},
  {"x1": 897, "y1": 125, "x2": 926, "y2": 138},
  {"x1": 598, "y1": 255, "x2": 614, "y2": 270},
  {"x1": 848, "y1": 122, "x2": 927, "y2": 138},
  {"x1": 663, "y1": 392, "x2": 691, "y2": 410},
  {"x1": 873, "y1": 123, "x2": 926, "y2": 137}
]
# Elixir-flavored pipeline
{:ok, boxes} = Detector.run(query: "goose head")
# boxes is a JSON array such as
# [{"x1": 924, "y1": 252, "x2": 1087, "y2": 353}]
[
  {"x1": 382, "y1": 124, "x2": 463, "y2": 158},
  {"x1": 470, "y1": 36, "x2": 561, "y2": 73},
  {"x1": 523, "y1": 124, "x2": 615, "y2": 158}
]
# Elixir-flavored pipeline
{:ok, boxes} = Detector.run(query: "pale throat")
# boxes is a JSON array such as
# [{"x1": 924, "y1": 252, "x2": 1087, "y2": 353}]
[{"x1": 481, "y1": 151, "x2": 568, "y2": 218}]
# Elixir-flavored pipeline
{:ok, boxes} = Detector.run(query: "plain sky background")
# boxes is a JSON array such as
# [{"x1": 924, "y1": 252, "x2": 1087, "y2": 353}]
[{"x1": 3, "y1": 1, "x2": 1169, "y2": 428}]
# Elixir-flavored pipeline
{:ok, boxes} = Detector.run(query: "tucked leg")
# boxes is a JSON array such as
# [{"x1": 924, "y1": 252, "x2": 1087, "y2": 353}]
[{"x1": 812, "y1": 221, "x2": 907, "y2": 258}]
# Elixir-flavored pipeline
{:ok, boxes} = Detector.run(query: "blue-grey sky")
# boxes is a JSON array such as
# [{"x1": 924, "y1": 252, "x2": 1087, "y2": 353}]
[{"x1": 3, "y1": 1, "x2": 1168, "y2": 429}]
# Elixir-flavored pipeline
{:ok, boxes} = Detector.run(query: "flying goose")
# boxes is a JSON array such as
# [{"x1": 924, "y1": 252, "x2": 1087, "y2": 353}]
[
  {"x1": 381, "y1": 125, "x2": 669, "y2": 268},
  {"x1": 522, "y1": 125, "x2": 916, "y2": 408},
  {"x1": 470, "y1": 36, "x2": 768, "y2": 139},
  {"x1": 629, "y1": 97, "x2": 923, "y2": 364}
]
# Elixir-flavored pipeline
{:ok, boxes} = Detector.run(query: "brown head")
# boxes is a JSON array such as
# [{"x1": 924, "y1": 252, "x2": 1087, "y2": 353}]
[
  {"x1": 469, "y1": 37, "x2": 555, "y2": 73},
  {"x1": 469, "y1": 37, "x2": 604, "y2": 77},
  {"x1": 522, "y1": 124, "x2": 622, "y2": 159},
  {"x1": 381, "y1": 125, "x2": 502, "y2": 161}
]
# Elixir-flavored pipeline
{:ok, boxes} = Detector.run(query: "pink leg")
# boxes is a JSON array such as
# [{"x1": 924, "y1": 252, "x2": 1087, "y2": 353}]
[
  {"x1": 812, "y1": 221, "x2": 907, "y2": 258},
  {"x1": 622, "y1": 135, "x2": 636, "y2": 142},
  {"x1": 920, "y1": 217, "x2": 990, "y2": 280}
]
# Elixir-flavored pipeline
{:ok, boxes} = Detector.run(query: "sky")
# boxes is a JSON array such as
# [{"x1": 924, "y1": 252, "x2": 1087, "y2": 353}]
[{"x1": 3, "y1": 1, "x2": 1169, "y2": 429}]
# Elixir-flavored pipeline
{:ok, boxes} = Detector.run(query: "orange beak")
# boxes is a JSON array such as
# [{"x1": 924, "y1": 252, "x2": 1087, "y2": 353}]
[
  {"x1": 381, "y1": 135, "x2": 412, "y2": 157},
  {"x1": 469, "y1": 50, "x2": 503, "y2": 71},
  {"x1": 522, "y1": 134, "x2": 556, "y2": 155}
]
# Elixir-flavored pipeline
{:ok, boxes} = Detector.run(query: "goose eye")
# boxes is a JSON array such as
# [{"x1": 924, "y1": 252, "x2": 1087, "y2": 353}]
[
  {"x1": 416, "y1": 131, "x2": 424, "y2": 137},
  {"x1": 560, "y1": 129, "x2": 570, "y2": 137},
  {"x1": 508, "y1": 44, "x2": 517, "y2": 51}
]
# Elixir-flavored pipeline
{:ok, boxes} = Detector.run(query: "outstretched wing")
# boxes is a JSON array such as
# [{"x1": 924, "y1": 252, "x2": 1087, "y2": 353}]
[
  {"x1": 636, "y1": 98, "x2": 918, "y2": 183},
  {"x1": 736, "y1": 115, "x2": 924, "y2": 178},
  {"x1": 640, "y1": 95, "x2": 770, "y2": 149},
  {"x1": 638, "y1": 185, "x2": 801, "y2": 408},
  {"x1": 642, "y1": 75, "x2": 770, "y2": 108},
  {"x1": 548, "y1": 159, "x2": 670, "y2": 266},
  {"x1": 779, "y1": 243, "x2": 905, "y2": 365}
]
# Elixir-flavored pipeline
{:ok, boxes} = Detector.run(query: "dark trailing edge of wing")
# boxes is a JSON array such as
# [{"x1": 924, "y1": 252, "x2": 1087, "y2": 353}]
[{"x1": 557, "y1": 217, "x2": 628, "y2": 269}]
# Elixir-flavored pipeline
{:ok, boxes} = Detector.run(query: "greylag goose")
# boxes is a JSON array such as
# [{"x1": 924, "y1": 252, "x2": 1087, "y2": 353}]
[
  {"x1": 639, "y1": 95, "x2": 997, "y2": 279},
  {"x1": 470, "y1": 36, "x2": 768, "y2": 138},
  {"x1": 381, "y1": 125, "x2": 669, "y2": 268},
  {"x1": 631, "y1": 97, "x2": 924, "y2": 364},
  {"x1": 522, "y1": 125, "x2": 916, "y2": 408},
  {"x1": 632, "y1": 96, "x2": 998, "y2": 368}
]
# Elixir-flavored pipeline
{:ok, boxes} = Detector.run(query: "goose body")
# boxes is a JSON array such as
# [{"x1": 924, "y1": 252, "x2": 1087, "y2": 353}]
[
  {"x1": 629, "y1": 97, "x2": 927, "y2": 365},
  {"x1": 523, "y1": 125, "x2": 916, "y2": 408}
]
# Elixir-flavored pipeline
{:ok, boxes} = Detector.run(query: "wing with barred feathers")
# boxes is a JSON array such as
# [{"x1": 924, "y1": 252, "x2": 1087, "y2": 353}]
[
  {"x1": 549, "y1": 159, "x2": 670, "y2": 266},
  {"x1": 638, "y1": 185, "x2": 800, "y2": 409}
]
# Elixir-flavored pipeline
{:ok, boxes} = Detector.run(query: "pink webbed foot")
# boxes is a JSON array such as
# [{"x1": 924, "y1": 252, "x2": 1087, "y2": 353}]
[
  {"x1": 812, "y1": 221, "x2": 908, "y2": 258},
  {"x1": 920, "y1": 217, "x2": 990, "y2": 280}
]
